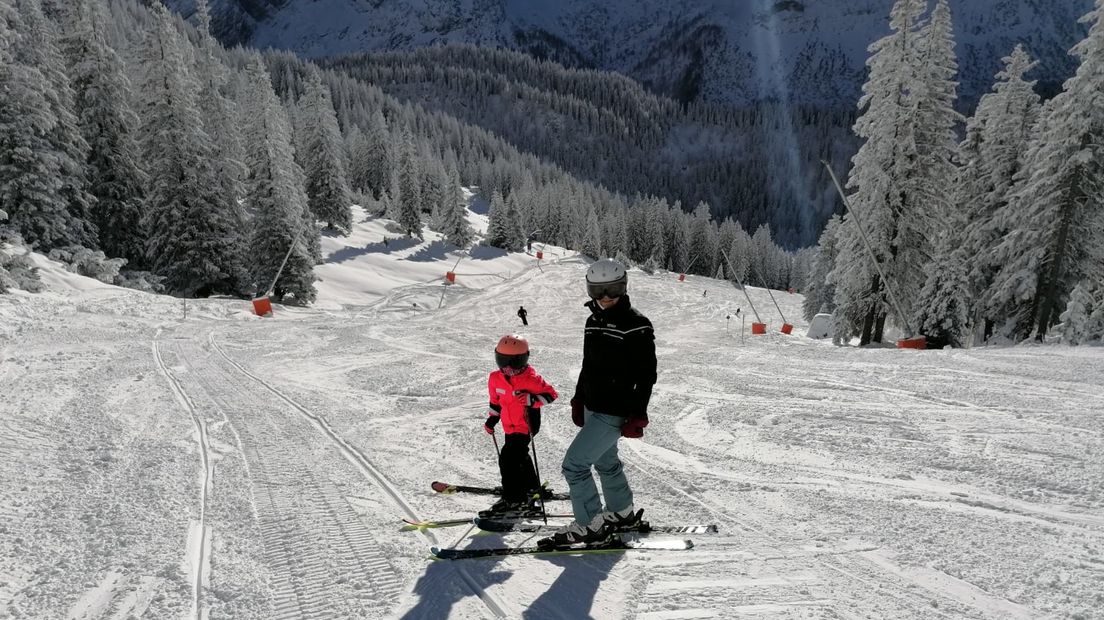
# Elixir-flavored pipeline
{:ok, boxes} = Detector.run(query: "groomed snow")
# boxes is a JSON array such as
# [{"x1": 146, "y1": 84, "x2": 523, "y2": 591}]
[{"x1": 1, "y1": 206, "x2": 1102, "y2": 619}]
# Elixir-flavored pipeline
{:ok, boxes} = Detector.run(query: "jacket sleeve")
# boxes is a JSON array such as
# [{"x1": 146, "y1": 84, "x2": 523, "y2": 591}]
[
  {"x1": 487, "y1": 375, "x2": 502, "y2": 416},
  {"x1": 528, "y1": 373, "x2": 558, "y2": 408},
  {"x1": 630, "y1": 318, "x2": 657, "y2": 413},
  {"x1": 573, "y1": 315, "x2": 591, "y2": 402}
]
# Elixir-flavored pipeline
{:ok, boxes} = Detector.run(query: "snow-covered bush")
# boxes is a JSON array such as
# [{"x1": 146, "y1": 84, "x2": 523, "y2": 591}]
[
  {"x1": 0, "y1": 253, "x2": 44, "y2": 293},
  {"x1": 114, "y1": 270, "x2": 166, "y2": 294},
  {"x1": 0, "y1": 211, "x2": 43, "y2": 293},
  {"x1": 47, "y1": 246, "x2": 126, "y2": 284},
  {"x1": 1058, "y1": 283, "x2": 1104, "y2": 345}
]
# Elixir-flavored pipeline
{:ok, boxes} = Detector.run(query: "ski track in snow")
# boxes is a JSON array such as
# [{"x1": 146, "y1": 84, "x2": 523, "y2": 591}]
[
  {"x1": 152, "y1": 334, "x2": 211, "y2": 620},
  {"x1": 3, "y1": 246, "x2": 1104, "y2": 619}
]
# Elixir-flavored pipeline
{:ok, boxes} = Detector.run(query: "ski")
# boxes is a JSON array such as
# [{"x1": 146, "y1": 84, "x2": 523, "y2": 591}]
[
  {"x1": 431, "y1": 480, "x2": 569, "y2": 501},
  {"x1": 473, "y1": 517, "x2": 718, "y2": 536},
  {"x1": 401, "y1": 513, "x2": 574, "y2": 531},
  {"x1": 431, "y1": 536, "x2": 694, "y2": 560}
]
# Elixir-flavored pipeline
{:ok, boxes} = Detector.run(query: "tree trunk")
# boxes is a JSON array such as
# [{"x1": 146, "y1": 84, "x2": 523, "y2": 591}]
[
  {"x1": 873, "y1": 313, "x2": 886, "y2": 343},
  {"x1": 860, "y1": 305, "x2": 876, "y2": 346},
  {"x1": 1033, "y1": 177, "x2": 1080, "y2": 342},
  {"x1": 859, "y1": 275, "x2": 881, "y2": 345}
]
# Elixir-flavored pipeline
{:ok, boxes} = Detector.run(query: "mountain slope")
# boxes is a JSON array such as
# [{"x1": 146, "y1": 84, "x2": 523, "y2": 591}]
[{"x1": 174, "y1": 0, "x2": 1090, "y2": 107}]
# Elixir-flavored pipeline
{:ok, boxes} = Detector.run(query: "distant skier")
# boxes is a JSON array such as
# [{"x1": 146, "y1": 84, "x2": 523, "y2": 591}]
[
  {"x1": 517, "y1": 305, "x2": 528, "y2": 326},
  {"x1": 482, "y1": 335, "x2": 558, "y2": 515},
  {"x1": 538, "y1": 259, "x2": 656, "y2": 548}
]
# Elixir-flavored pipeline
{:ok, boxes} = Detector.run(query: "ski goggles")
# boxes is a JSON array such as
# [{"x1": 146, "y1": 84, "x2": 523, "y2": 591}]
[
  {"x1": 495, "y1": 351, "x2": 530, "y2": 370},
  {"x1": 586, "y1": 279, "x2": 627, "y2": 300}
]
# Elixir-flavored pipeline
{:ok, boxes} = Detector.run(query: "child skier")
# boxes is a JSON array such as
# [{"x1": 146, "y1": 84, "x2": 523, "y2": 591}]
[{"x1": 482, "y1": 334, "x2": 558, "y2": 515}]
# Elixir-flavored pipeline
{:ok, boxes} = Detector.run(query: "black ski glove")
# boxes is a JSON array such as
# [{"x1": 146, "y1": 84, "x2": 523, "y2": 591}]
[{"x1": 484, "y1": 415, "x2": 500, "y2": 434}]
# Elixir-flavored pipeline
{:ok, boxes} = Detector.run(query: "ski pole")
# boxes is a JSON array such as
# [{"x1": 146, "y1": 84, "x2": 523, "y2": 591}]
[
  {"x1": 528, "y1": 429, "x2": 548, "y2": 524},
  {"x1": 491, "y1": 432, "x2": 500, "y2": 458}
]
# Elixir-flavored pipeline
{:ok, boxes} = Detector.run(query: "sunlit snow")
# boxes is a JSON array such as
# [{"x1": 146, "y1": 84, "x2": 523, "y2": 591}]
[{"x1": 1, "y1": 204, "x2": 1101, "y2": 619}]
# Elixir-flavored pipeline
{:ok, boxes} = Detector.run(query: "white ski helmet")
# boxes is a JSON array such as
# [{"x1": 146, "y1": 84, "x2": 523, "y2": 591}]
[{"x1": 586, "y1": 258, "x2": 628, "y2": 299}]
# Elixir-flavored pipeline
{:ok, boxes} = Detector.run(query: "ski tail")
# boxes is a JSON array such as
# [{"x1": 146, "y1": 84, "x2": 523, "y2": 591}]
[
  {"x1": 430, "y1": 481, "x2": 569, "y2": 501},
  {"x1": 474, "y1": 518, "x2": 718, "y2": 535}
]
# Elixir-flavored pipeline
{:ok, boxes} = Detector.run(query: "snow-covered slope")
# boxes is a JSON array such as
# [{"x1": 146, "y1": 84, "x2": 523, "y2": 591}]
[
  {"x1": 177, "y1": 0, "x2": 1091, "y2": 105},
  {"x1": 3, "y1": 205, "x2": 1103, "y2": 618}
]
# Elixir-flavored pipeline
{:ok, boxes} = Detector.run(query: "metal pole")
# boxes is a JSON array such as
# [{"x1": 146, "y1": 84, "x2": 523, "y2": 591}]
[
  {"x1": 266, "y1": 227, "x2": 302, "y2": 297},
  {"x1": 720, "y1": 248, "x2": 763, "y2": 323},
  {"x1": 821, "y1": 160, "x2": 915, "y2": 337},
  {"x1": 742, "y1": 314, "x2": 746, "y2": 345},
  {"x1": 746, "y1": 259, "x2": 788, "y2": 324},
  {"x1": 491, "y1": 433, "x2": 500, "y2": 458}
]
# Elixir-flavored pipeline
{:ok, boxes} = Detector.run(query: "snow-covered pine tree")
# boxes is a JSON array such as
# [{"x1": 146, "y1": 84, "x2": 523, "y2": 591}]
[
  {"x1": 241, "y1": 56, "x2": 318, "y2": 303},
  {"x1": 750, "y1": 224, "x2": 778, "y2": 288},
  {"x1": 192, "y1": 0, "x2": 248, "y2": 242},
  {"x1": 580, "y1": 205, "x2": 602, "y2": 259},
  {"x1": 910, "y1": 0, "x2": 972, "y2": 346},
  {"x1": 0, "y1": 0, "x2": 71, "y2": 252},
  {"x1": 14, "y1": 0, "x2": 98, "y2": 250},
  {"x1": 684, "y1": 202, "x2": 714, "y2": 276},
  {"x1": 344, "y1": 124, "x2": 370, "y2": 195},
  {"x1": 913, "y1": 0, "x2": 962, "y2": 228},
  {"x1": 624, "y1": 198, "x2": 650, "y2": 264},
  {"x1": 362, "y1": 109, "x2": 394, "y2": 199},
  {"x1": 601, "y1": 209, "x2": 625, "y2": 259},
  {"x1": 1057, "y1": 282, "x2": 1098, "y2": 344},
  {"x1": 727, "y1": 230, "x2": 752, "y2": 286},
  {"x1": 298, "y1": 68, "x2": 352, "y2": 233},
  {"x1": 803, "y1": 214, "x2": 841, "y2": 321},
  {"x1": 829, "y1": 0, "x2": 927, "y2": 345},
  {"x1": 396, "y1": 127, "x2": 423, "y2": 238},
  {"x1": 646, "y1": 197, "x2": 668, "y2": 269},
  {"x1": 439, "y1": 166, "x2": 472, "y2": 248},
  {"x1": 666, "y1": 205, "x2": 691, "y2": 273},
  {"x1": 503, "y1": 191, "x2": 526, "y2": 251},
  {"x1": 915, "y1": 228, "x2": 974, "y2": 347},
  {"x1": 484, "y1": 189, "x2": 511, "y2": 249},
  {"x1": 1088, "y1": 289, "x2": 1104, "y2": 344},
  {"x1": 137, "y1": 5, "x2": 246, "y2": 297},
  {"x1": 61, "y1": 0, "x2": 148, "y2": 267},
  {"x1": 985, "y1": 0, "x2": 1104, "y2": 341},
  {"x1": 958, "y1": 45, "x2": 1041, "y2": 341}
]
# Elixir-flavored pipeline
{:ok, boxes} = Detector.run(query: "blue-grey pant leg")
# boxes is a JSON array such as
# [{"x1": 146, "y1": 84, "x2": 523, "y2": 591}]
[
  {"x1": 561, "y1": 409, "x2": 631, "y2": 525},
  {"x1": 592, "y1": 418, "x2": 633, "y2": 514}
]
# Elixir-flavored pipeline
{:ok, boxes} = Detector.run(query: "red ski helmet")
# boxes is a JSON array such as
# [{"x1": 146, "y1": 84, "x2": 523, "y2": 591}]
[{"x1": 495, "y1": 334, "x2": 530, "y2": 370}]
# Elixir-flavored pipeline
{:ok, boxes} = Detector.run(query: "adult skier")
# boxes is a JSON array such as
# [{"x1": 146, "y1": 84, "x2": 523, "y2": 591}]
[
  {"x1": 517, "y1": 305, "x2": 528, "y2": 326},
  {"x1": 538, "y1": 259, "x2": 657, "y2": 548},
  {"x1": 482, "y1": 335, "x2": 558, "y2": 514}
]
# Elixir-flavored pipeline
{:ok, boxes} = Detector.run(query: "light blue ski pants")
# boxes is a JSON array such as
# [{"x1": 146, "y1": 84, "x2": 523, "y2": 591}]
[{"x1": 561, "y1": 408, "x2": 634, "y2": 526}]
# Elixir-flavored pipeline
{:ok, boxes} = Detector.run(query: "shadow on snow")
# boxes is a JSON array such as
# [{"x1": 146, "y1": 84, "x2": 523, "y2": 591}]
[
  {"x1": 325, "y1": 236, "x2": 421, "y2": 263},
  {"x1": 399, "y1": 534, "x2": 622, "y2": 619}
]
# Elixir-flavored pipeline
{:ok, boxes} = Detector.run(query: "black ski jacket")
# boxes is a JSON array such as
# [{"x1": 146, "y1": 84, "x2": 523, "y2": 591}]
[{"x1": 572, "y1": 295, "x2": 657, "y2": 418}]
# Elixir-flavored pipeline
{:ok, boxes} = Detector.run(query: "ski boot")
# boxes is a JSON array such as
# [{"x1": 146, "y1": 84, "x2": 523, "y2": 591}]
[
  {"x1": 478, "y1": 498, "x2": 538, "y2": 519},
  {"x1": 536, "y1": 514, "x2": 612, "y2": 549},
  {"x1": 601, "y1": 506, "x2": 645, "y2": 531}
]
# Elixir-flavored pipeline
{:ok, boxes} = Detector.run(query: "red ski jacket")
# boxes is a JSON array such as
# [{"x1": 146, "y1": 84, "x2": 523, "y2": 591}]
[{"x1": 487, "y1": 366, "x2": 558, "y2": 435}]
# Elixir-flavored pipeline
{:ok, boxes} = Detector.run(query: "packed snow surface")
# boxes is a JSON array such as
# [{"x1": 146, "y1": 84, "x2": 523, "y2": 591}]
[{"x1": 2, "y1": 208, "x2": 1102, "y2": 619}]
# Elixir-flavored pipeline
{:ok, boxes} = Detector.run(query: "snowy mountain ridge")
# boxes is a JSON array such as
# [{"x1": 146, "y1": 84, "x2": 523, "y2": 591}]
[{"x1": 173, "y1": 0, "x2": 1091, "y2": 106}]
